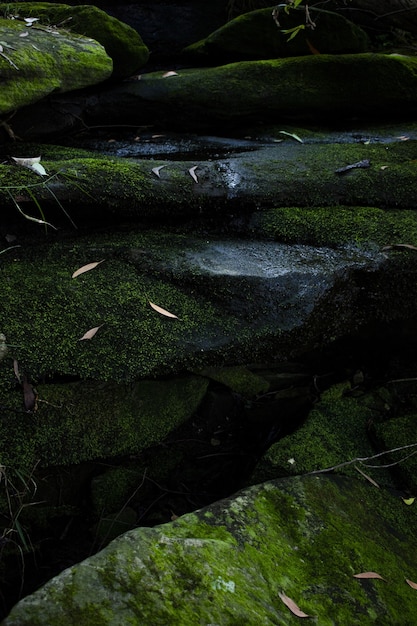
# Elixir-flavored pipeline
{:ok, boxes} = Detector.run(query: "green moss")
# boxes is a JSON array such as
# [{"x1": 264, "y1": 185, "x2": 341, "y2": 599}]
[
  {"x1": 375, "y1": 414, "x2": 417, "y2": 493},
  {"x1": 196, "y1": 365, "x2": 269, "y2": 397},
  {"x1": 250, "y1": 382, "x2": 394, "y2": 486},
  {"x1": 1, "y1": 3, "x2": 149, "y2": 78},
  {"x1": 251, "y1": 206, "x2": 417, "y2": 247}
]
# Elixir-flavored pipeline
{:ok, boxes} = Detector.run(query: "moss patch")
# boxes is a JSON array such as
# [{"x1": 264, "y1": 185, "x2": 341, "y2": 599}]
[{"x1": 250, "y1": 205, "x2": 417, "y2": 248}]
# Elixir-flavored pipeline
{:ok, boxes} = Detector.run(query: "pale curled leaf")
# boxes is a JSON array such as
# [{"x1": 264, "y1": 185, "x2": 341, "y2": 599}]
[
  {"x1": 279, "y1": 130, "x2": 303, "y2": 143},
  {"x1": 406, "y1": 579, "x2": 417, "y2": 589},
  {"x1": 24, "y1": 17, "x2": 39, "y2": 25},
  {"x1": 162, "y1": 71, "x2": 179, "y2": 78},
  {"x1": 152, "y1": 165, "x2": 166, "y2": 178},
  {"x1": 278, "y1": 592, "x2": 311, "y2": 618},
  {"x1": 353, "y1": 572, "x2": 386, "y2": 581},
  {"x1": 72, "y1": 260, "x2": 104, "y2": 279},
  {"x1": 149, "y1": 301, "x2": 179, "y2": 319},
  {"x1": 79, "y1": 325, "x2": 104, "y2": 341},
  {"x1": 13, "y1": 359, "x2": 21, "y2": 384},
  {"x1": 11, "y1": 156, "x2": 47, "y2": 176},
  {"x1": 188, "y1": 166, "x2": 199, "y2": 183},
  {"x1": 19, "y1": 31, "x2": 29, "y2": 37},
  {"x1": 403, "y1": 497, "x2": 415, "y2": 505}
]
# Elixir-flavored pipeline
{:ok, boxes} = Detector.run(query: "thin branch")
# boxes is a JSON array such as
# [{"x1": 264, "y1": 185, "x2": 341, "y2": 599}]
[{"x1": 308, "y1": 442, "x2": 417, "y2": 475}]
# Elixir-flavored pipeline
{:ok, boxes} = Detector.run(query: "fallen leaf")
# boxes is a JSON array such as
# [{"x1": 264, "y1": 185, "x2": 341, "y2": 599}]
[
  {"x1": 79, "y1": 325, "x2": 103, "y2": 341},
  {"x1": 278, "y1": 592, "x2": 311, "y2": 618},
  {"x1": 306, "y1": 38, "x2": 320, "y2": 55},
  {"x1": 403, "y1": 497, "x2": 415, "y2": 505},
  {"x1": 162, "y1": 71, "x2": 179, "y2": 78},
  {"x1": 279, "y1": 130, "x2": 303, "y2": 143},
  {"x1": 19, "y1": 31, "x2": 29, "y2": 37},
  {"x1": 24, "y1": 17, "x2": 39, "y2": 25},
  {"x1": 406, "y1": 579, "x2": 417, "y2": 589},
  {"x1": 380, "y1": 165, "x2": 389, "y2": 170},
  {"x1": 353, "y1": 572, "x2": 386, "y2": 581},
  {"x1": 152, "y1": 134, "x2": 165, "y2": 139},
  {"x1": 382, "y1": 243, "x2": 417, "y2": 252},
  {"x1": 22, "y1": 376, "x2": 37, "y2": 412},
  {"x1": 188, "y1": 166, "x2": 199, "y2": 183},
  {"x1": 11, "y1": 156, "x2": 47, "y2": 176},
  {"x1": 152, "y1": 165, "x2": 166, "y2": 178},
  {"x1": 13, "y1": 359, "x2": 21, "y2": 384},
  {"x1": 397, "y1": 135, "x2": 409, "y2": 141},
  {"x1": 149, "y1": 301, "x2": 179, "y2": 319},
  {"x1": 72, "y1": 260, "x2": 104, "y2": 278}
]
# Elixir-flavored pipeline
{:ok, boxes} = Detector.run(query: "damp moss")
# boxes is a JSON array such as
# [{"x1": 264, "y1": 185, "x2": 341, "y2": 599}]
[
  {"x1": 251, "y1": 206, "x2": 417, "y2": 247},
  {"x1": 250, "y1": 382, "x2": 393, "y2": 486},
  {"x1": 0, "y1": 18, "x2": 112, "y2": 115},
  {"x1": 196, "y1": 365, "x2": 269, "y2": 397},
  {"x1": 375, "y1": 413, "x2": 417, "y2": 494},
  {"x1": 0, "y1": 376, "x2": 209, "y2": 471}
]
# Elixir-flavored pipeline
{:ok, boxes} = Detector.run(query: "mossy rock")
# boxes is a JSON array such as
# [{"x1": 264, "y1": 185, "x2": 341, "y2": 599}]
[
  {"x1": 0, "y1": 376, "x2": 209, "y2": 471},
  {"x1": 70, "y1": 54, "x2": 417, "y2": 129},
  {"x1": 0, "y1": 17, "x2": 112, "y2": 115},
  {"x1": 2, "y1": 140, "x2": 417, "y2": 217},
  {"x1": 0, "y1": 2, "x2": 149, "y2": 78},
  {"x1": 250, "y1": 382, "x2": 394, "y2": 486},
  {"x1": 184, "y1": 6, "x2": 369, "y2": 64},
  {"x1": 4, "y1": 474, "x2": 417, "y2": 624}
]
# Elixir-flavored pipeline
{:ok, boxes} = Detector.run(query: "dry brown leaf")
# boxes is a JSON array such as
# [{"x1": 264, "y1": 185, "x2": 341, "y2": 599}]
[
  {"x1": 22, "y1": 376, "x2": 37, "y2": 412},
  {"x1": 382, "y1": 243, "x2": 417, "y2": 252},
  {"x1": 353, "y1": 572, "x2": 386, "y2": 581},
  {"x1": 188, "y1": 166, "x2": 199, "y2": 183},
  {"x1": 13, "y1": 359, "x2": 21, "y2": 384},
  {"x1": 72, "y1": 260, "x2": 104, "y2": 278},
  {"x1": 162, "y1": 71, "x2": 179, "y2": 78},
  {"x1": 152, "y1": 165, "x2": 166, "y2": 178},
  {"x1": 278, "y1": 592, "x2": 311, "y2": 618},
  {"x1": 149, "y1": 301, "x2": 179, "y2": 319},
  {"x1": 79, "y1": 325, "x2": 103, "y2": 341},
  {"x1": 406, "y1": 579, "x2": 417, "y2": 589}
]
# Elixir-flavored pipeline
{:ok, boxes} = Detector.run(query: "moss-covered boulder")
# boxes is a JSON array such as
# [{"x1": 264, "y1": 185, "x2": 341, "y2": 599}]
[
  {"x1": 183, "y1": 6, "x2": 369, "y2": 64},
  {"x1": 250, "y1": 382, "x2": 393, "y2": 486},
  {"x1": 0, "y1": 228, "x2": 413, "y2": 390},
  {"x1": 0, "y1": 3, "x2": 149, "y2": 78},
  {"x1": 4, "y1": 474, "x2": 417, "y2": 624},
  {"x1": 49, "y1": 53, "x2": 417, "y2": 130},
  {"x1": 0, "y1": 17, "x2": 112, "y2": 115}
]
